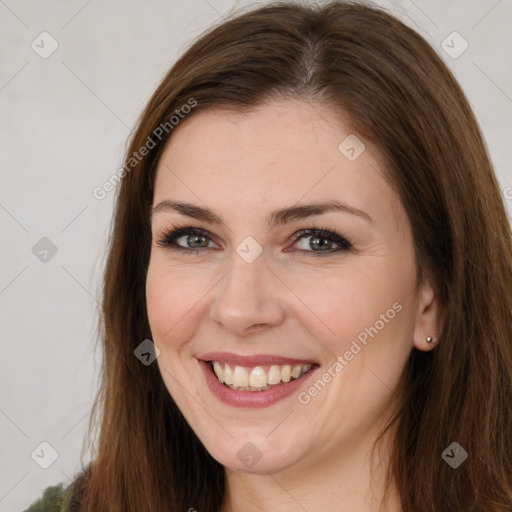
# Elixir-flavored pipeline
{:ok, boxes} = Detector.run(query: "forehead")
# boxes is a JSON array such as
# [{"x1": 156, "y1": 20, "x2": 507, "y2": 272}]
[
  {"x1": 160, "y1": 99, "x2": 355, "y2": 164},
  {"x1": 153, "y1": 99, "x2": 402, "y2": 226}
]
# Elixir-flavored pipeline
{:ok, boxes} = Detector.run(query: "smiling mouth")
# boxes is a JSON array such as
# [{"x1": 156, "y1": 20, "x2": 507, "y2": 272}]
[{"x1": 207, "y1": 361, "x2": 315, "y2": 391}]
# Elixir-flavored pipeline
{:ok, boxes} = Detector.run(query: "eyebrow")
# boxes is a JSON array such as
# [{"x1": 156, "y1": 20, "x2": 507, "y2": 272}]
[{"x1": 150, "y1": 199, "x2": 374, "y2": 227}]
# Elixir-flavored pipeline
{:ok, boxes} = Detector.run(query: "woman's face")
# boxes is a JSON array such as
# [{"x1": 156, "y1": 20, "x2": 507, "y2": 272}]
[{"x1": 146, "y1": 98, "x2": 438, "y2": 475}]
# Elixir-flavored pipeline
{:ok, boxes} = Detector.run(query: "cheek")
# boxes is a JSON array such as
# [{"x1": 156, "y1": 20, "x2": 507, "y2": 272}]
[
  {"x1": 145, "y1": 262, "x2": 207, "y2": 409},
  {"x1": 146, "y1": 241, "x2": 417, "y2": 358},
  {"x1": 291, "y1": 260, "x2": 414, "y2": 353},
  {"x1": 145, "y1": 260, "x2": 210, "y2": 348}
]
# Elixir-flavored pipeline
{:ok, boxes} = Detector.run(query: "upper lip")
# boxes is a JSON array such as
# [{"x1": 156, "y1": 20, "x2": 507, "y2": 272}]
[{"x1": 198, "y1": 351, "x2": 318, "y2": 367}]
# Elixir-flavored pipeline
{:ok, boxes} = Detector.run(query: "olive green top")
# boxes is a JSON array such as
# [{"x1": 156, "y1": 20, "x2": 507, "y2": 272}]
[{"x1": 23, "y1": 483, "x2": 74, "y2": 512}]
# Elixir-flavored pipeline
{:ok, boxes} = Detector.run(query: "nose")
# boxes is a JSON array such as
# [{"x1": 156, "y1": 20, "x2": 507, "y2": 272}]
[{"x1": 209, "y1": 250, "x2": 287, "y2": 337}]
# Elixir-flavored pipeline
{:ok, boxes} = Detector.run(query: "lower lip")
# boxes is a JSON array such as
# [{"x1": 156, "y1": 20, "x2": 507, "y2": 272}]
[{"x1": 198, "y1": 359, "x2": 318, "y2": 408}]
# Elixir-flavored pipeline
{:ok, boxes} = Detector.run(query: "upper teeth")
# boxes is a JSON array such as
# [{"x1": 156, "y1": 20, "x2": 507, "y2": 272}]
[{"x1": 212, "y1": 362, "x2": 312, "y2": 391}]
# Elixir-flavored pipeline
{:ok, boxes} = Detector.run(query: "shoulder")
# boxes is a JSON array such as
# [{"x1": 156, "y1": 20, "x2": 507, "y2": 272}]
[
  {"x1": 61, "y1": 466, "x2": 91, "y2": 512},
  {"x1": 24, "y1": 466, "x2": 91, "y2": 512},
  {"x1": 23, "y1": 483, "x2": 69, "y2": 512}
]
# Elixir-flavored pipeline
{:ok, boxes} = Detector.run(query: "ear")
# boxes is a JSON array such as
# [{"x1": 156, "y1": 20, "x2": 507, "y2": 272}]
[{"x1": 412, "y1": 277, "x2": 442, "y2": 351}]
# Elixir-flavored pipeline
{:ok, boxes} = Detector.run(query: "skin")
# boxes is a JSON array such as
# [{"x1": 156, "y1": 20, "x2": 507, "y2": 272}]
[{"x1": 146, "y1": 98, "x2": 441, "y2": 512}]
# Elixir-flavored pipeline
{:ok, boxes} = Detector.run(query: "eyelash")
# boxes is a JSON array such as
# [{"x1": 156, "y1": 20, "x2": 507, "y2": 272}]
[{"x1": 155, "y1": 223, "x2": 353, "y2": 258}]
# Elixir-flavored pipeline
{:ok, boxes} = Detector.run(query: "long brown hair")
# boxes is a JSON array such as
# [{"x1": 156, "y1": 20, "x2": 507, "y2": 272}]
[{"x1": 73, "y1": 1, "x2": 512, "y2": 510}]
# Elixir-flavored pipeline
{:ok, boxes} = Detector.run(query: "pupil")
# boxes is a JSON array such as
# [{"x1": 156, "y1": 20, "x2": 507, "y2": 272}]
[
  {"x1": 188, "y1": 234, "x2": 207, "y2": 248},
  {"x1": 311, "y1": 236, "x2": 331, "y2": 250}
]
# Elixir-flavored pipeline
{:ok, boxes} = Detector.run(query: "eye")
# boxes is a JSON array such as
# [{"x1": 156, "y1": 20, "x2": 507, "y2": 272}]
[
  {"x1": 155, "y1": 224, "x2": 353, "y2": 257},
  {"x1": 155, "y1": 225, "x2": 218, "y2": 252},
  {"x1": 288, "y1": 226, "x2": 352, "y2": 257}
]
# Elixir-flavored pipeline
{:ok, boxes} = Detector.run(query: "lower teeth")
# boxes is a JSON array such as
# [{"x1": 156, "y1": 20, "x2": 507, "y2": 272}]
[
  {"x1": 225, "y1": 384, "x2": 271, "y2": 391},
  {"x1": 222, "y1": 375, "x2": 302, "y2": 392}
]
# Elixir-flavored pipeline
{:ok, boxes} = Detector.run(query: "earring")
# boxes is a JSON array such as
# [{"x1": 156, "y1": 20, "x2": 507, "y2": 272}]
[{"x1": 426, "y1": 336, "x2": 436, "y2": 344}]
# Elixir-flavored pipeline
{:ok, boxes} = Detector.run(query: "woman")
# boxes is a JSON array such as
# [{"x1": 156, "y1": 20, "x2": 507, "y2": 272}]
[{"x1": 29, "y1": 1, "x2": 512, "y2": 511}]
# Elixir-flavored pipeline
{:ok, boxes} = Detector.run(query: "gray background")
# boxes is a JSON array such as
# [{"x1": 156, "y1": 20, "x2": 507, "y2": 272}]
[{"x1": 1, "y1": 0, "x2": 511, "y2": 510}]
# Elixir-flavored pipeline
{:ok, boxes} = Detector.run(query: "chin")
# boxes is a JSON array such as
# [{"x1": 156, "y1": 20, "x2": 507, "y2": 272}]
[{"x1": 204, "y1": 431, "x2": 309, "y2": 475}]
